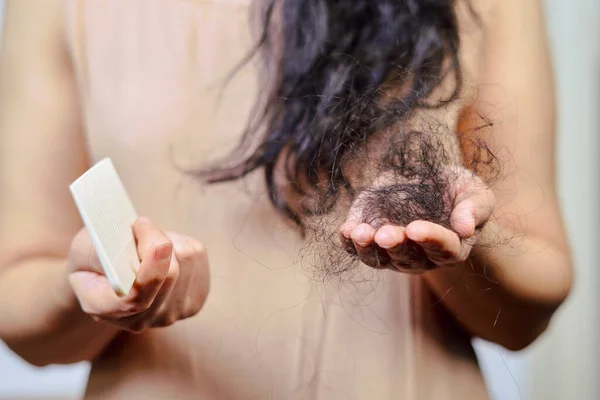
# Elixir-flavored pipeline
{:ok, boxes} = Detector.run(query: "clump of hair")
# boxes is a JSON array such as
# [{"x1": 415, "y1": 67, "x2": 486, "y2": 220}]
[
  {"x1": 191, "y1": 0, "x2": 503, "y2": 278},
  {"x1": 300, "y1": 126, "x2": 460, "y2": 280}
]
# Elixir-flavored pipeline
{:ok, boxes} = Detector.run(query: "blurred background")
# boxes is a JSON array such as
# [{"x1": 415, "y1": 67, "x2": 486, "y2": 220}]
[{"x1": 0, "y1": 1, "x2": 598, "y2": 399}]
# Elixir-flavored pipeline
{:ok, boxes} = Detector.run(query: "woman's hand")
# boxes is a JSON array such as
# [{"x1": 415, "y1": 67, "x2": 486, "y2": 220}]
[
  {"x1": 340, "y1": 170, "x2": 495, "y2": 272},
  {"x1": 67, "y1": 217, "x2": 210, "y2": 333}
]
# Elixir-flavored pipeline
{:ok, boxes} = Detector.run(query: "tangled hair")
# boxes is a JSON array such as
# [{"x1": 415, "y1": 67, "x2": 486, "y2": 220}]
[
  {"x1": 203, "y1": 0, "x2": 465, "y2": 218},
  {"x1": 194, "y1": 0, "x2": 501, "y2": 277}
]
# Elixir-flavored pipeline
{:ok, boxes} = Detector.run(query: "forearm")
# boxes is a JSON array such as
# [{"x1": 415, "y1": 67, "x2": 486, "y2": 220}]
[
  {"x1": 0, "y1": 258, "x2": 119, "y2": 366},
  {"x1": 423, "y1": 220, "x2": 572, "y2": 350}
]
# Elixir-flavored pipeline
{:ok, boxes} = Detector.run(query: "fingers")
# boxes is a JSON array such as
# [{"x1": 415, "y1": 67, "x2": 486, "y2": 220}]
[
  {"x1": 70, "y1": 218, "x2": 174, "y2": 319},
  {"x1": 72, "y1": 238, "x2": 173, "y2": 318},
  {"x1": 374, "y1": 225, "x2": 432, "y2": 272},
  {"x1": 451, "y1": 176, "x2": 495, "y2": 239},
  {"x1": 68, "y1": 218, "x2": 210, "y2": 334},
  {"x1": 350, "y1": 223, "x2": 375, "y2": 258},
  {"x1": 450, "y1": 199, "x2": 476, "y2": 239},
  {"x1": 175, "y1": 240, "x2": 210, "y2": 319},
  {"x1": 338, "y1": 169, "x2": 494, "y2": 271},
  {"x1": 151, "y1": 235, "x2": 202, "y2": 326},
  {"x1": 343, "y1": 223, "x2": 424, "y2": 271},
  {"x1": 117, "y1": 257, "x2": 180, "y2": 333},
  {"x1": 340, "y1": 221, "x2": 359, "y2": 255},
  {"x1": 118, "y1": 233, "x2": 209, "y2": 332},
  {"x1": 133, "y1": 217, "x2": 173, "y2": 268},
  {"x1": 373, "y1": 225, "x2": 412, "y2": 271},
  {"x1": 405, "y1": 221, "x2": 470, "y2": 264},
  {"x1": 125, "y1": 217, "x2": 174, "y2": 308},
  {"x1": 348, "y1": 223, "x2": 390, "y2": 268},
  {"x1": 125, "y1": 241, "x2": 172, "y2": 308},
  {"x1": 67, "y1": 229, "x2": 104, "y2": 275},
  {"x1": 341, "y1": 220, "x2": 474, "y2": 270},
  {"x1": 69, "y1": 270, "x2": 124, "y2": 316},
  {"x1": 374, "y1": 225, "x2": 408, "y2": 264}
]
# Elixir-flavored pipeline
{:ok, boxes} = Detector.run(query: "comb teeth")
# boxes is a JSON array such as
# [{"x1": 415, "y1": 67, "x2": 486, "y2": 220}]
[{"x1": 69, "y1": 158, "x2": 139, "y2": 296}]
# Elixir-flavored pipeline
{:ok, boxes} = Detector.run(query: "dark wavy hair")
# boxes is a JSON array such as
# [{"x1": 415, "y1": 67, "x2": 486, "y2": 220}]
[{"x1": 203, "y1": 0, "x2": 466, "y2": 227}]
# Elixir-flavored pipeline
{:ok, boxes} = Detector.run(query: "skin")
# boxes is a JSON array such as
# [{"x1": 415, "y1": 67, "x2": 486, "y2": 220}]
[
  {"x1": 0, "y1": 0, "x2": 571, "y2": 375},
  {"x1": 0, "y1": 0, "x2": 209, "y2": 366},
  {"x1": 340, "y1": 0, "x2": 573, "y2": 350}
]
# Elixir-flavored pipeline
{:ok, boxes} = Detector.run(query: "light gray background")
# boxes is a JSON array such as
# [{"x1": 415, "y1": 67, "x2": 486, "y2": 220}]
[{"x1": 0, "y1": 1, "x2": 597, "y2": 399}]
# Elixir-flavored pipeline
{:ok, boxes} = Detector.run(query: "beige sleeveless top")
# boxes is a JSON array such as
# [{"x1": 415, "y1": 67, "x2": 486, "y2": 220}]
[{"x1": 65, "y1": 0, "x2": 489, "y2": 398}]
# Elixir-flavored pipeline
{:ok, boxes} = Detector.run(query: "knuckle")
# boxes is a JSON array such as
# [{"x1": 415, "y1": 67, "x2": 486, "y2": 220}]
[
  {"x1": 175, "y1": 244, "x2": 197, "y2": 265},
  {"x1": 170, "y1": 235, "x2": 207, "y2": 266}
]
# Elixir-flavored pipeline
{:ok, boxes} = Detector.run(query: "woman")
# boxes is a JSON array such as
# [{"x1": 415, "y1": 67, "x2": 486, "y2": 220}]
[{"x1": 0, "y1": 0, "x2": 572, "y2": 399}]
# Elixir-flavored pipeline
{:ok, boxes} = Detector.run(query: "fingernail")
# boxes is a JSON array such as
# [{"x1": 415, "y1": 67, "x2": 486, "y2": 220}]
[
  {"x1": 137, "y1": 217, "x2": 151, "y2": 224},
  {"x1": 353, "y1": 225, "x2": 372, "y2": 247},
  {"x1": 341, "y1": 222, "x2": 356, "y2": 238},
  {"x1": 155, "y1": 243, "x2": 172, "y2": 262}
]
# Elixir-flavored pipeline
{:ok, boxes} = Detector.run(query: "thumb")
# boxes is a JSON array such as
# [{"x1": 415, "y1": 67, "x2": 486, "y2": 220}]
[
  {"x1": 450, "y1": 177, "x2": 495, "y2": 239},
  {"x1": 68, "y1": 228, "x2": 105, "y2": 276}
]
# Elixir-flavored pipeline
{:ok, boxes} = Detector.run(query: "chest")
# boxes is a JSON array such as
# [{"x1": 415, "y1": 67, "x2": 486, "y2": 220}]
[
  {"x1": 66, "y1": 0, "x2": 257, "y2": 163},
  {"x1": 65, "y1": 0, "x2": 274, "y2": 239}
]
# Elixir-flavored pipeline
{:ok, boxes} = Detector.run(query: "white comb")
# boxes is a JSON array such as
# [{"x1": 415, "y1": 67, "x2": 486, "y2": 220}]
[{"x1": 69, "y1": 158, "x2": 140, "y2": 296}]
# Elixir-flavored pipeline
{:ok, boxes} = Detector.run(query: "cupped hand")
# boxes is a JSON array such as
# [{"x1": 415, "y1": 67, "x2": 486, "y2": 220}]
[
  {"x1": 340, "y1": 171, "x2": 495, "y2": 273},
  {"x1": 67, "y1": 217, "x2": 210, "y2": 333}
]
